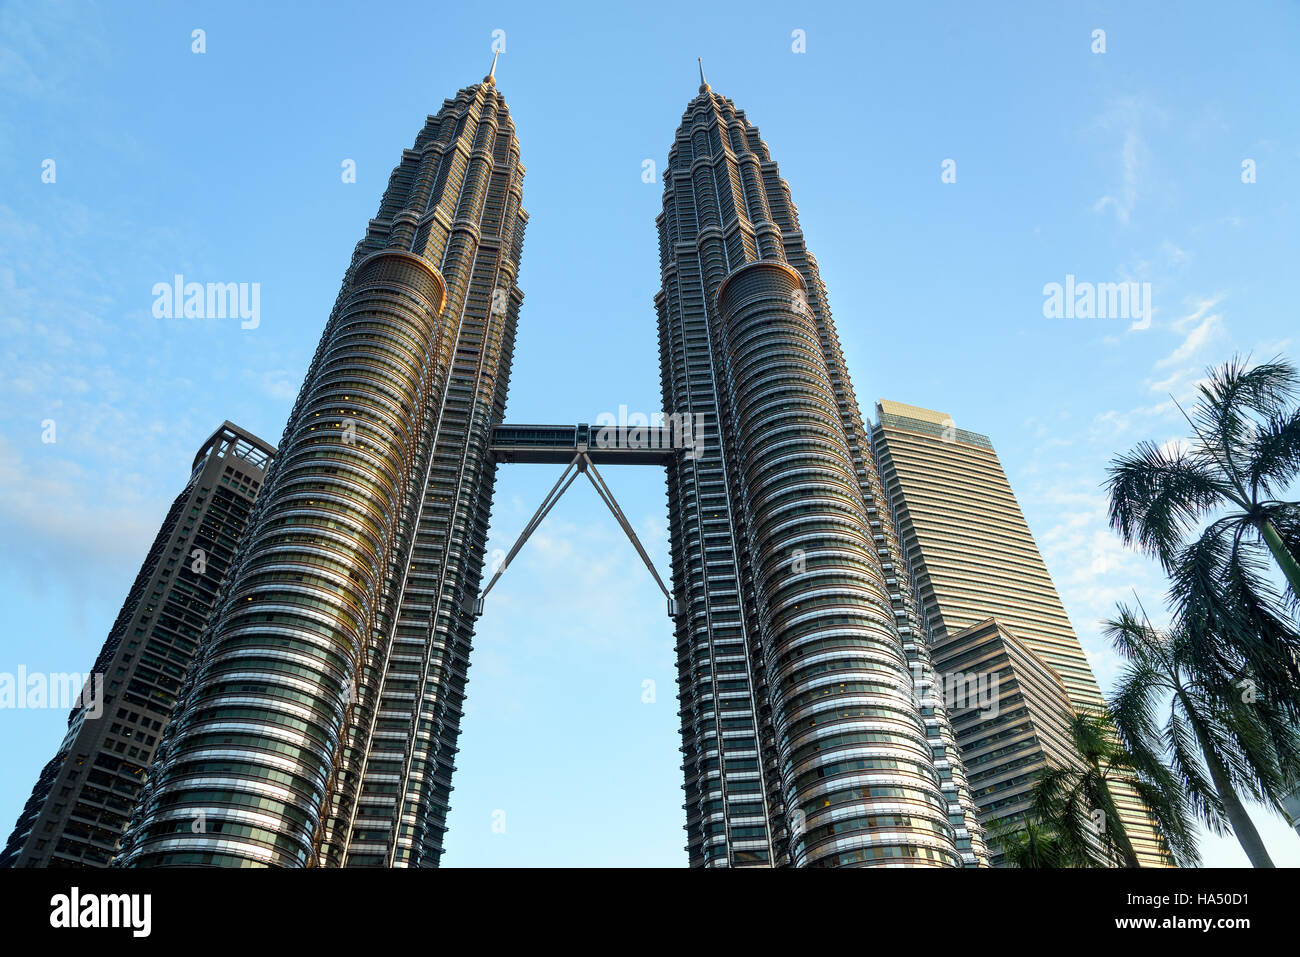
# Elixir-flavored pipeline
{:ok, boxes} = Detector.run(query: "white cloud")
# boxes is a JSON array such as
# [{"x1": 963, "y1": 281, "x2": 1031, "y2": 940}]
[
  {"x1": 1161, "y1": 241, "x2": 1188, "y2": 265},
  {"x1": 1155, "y1": 295, "x2": 1225, "y2": 369},
  {"x1": 258, "y1": 369, "x2": 301, "y2": 401},
  {"x1": 1091, "y1": 97, "x2": 1151, "y2": 226},
  {"x1": 0, "y1": 433, "x2": 165, "y2": 597},
  {"x1": 1092, "y1": 127, "x2": 1142, "y2": 225}
]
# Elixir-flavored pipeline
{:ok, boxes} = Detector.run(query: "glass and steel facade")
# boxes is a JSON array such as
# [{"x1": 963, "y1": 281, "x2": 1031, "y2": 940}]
[
  {"x1": 871, "y1": 400, "x2": 1171, "y2": 866},
  {"x1": 118, "y1": 72, "x2": 526, "y2": 868},
  {"x1": 655, "y1": 80, "x2": 986, "y2": 867},
  {"x1": 1, "y1": 422, "x2": 275, "y2": 867}
]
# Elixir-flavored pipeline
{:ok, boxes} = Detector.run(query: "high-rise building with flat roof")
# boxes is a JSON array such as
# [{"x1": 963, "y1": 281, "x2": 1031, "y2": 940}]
[
  {"x1": 1, "y1": 422, "x2": 274, "y2": 867},
  {"x1": 871, "y1": 400, "x2": 1170, "y2": 866}
]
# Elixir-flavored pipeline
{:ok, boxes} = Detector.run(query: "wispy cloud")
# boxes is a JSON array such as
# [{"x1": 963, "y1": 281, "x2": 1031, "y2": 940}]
[
  {"x1": 1090, "y1": 97, "x2": 1156, "y2": 226},
  {"x1": 1155, "y1": 294, "x2": 1225, "y2": 368},
  {"x1": 1092, "y1": 125, "x2": 1142, "y2": 225}
]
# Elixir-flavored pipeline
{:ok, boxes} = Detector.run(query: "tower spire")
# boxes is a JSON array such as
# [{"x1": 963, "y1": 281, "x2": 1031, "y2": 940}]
[
  {"x1": 697, "y1": 57, "x2": 710, "y2": 93},
  {"x1": 486, "y1": 49, "x2": 500, "y2": 85}
]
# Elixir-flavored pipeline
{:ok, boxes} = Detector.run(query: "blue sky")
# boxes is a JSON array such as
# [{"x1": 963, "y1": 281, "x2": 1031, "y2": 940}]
[{"x1": 2, "y1": 0, "x2": 1298, "y2": 867}]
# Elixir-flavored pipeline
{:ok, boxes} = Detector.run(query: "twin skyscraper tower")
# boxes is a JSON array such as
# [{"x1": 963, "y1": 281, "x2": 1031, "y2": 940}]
[{"x1": 5, "y1": 66, "x2": 1164, "y2": 868}]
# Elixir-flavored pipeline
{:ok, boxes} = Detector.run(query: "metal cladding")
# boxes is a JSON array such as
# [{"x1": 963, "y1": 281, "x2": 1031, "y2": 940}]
[
  {"x1": 119, "y1": 74, "x2": 526, "y2": 867},
  {"x1": 656, "y1": 87, "x2": 987, "y2": 866}
]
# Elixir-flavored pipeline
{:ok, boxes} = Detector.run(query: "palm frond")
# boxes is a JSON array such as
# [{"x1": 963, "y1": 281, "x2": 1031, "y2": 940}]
[
  {"x1": 1165, "y1": 709, "x2": 1226, "y2": 832},
  {"x1": 1247, "y1": 408, "x2": 1300, "y2": 499},
  {"x1": 1029, "y1": 762, "x2": 1106, "y2": 866},
  {"x1": 1104, "y1": 605, "x2": 1161, "y2": 668},
  {"x1": 1192, "y1": 354, "x2": 1299, "y2": 481},
  {"x1": 1129, "y1": 775, "x2": 1201, "y2": 868},
  {"x1": 1260, "y1": 501, "x2": 1300, "y2": 612},
  {"x1": 1220, "y1": 532, "x2": 1300, "y2": 707},
  {"x1": 1106, "y1": 441, "x2": 1226, "y2": 565},
  {"x1": 988, "y1": 815, "x2": 1079, "y2": 868},
  {"x1": 1171, "y1": 528, "x2": 1300, "y2": 717}
]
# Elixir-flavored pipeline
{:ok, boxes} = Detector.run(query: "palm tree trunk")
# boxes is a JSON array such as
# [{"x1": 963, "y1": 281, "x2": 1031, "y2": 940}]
[
  {"x1": 1258, "y1": 518, "x2": 1300, "y2": 599},
  {"x1": 1092, "y1": 777, "x2": 1140, "y2": 867},
  {"x1": 1110, "y1": 807, "x2": 1142, "y2": 868},
  {"x1": 1202, "y1": 740, "x2": 1275, "y2": 868}
]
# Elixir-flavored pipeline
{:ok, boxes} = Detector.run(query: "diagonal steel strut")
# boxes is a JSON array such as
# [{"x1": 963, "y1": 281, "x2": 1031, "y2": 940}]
[
  {"x1": 479, "y1": 452, "x2": 582, "y2": 602},
  {"x1": 581, "y1": 456, "x2": 671, "y2": 602},
  {"x1": 475, "y1": 451, "x2": 675, "y2": 617}
]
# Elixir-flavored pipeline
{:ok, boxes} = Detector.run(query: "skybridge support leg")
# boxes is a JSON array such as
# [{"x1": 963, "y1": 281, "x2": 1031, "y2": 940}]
[
  {"x1": 473, "y1": 452, "x2": 677, "y2": 619},
  {"x1": 581, "y1": 458, "x2": 676, "y2": 618},
  {"x1": 476, "y1": 453, "x2": 582, "y2": 613}
]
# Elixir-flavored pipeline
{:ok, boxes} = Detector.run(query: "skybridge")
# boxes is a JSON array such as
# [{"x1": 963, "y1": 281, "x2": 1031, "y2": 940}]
[
  {"x1": 478, "y1": 422, "x2": 682, "y2": 618},
  {"x1": 488, "y1": 422, "x2": 678, "y2": 465}
]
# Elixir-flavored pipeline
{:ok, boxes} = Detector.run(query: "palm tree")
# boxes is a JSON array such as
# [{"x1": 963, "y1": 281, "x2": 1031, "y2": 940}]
[
  {"x1": 1105, "y1": 603, "x2": 1300, "y2": 868},
  {"x1": 1106, "y1": 355, "x2": 1300, "y2": 709},
  {"x1": 1028, "y1": 710, "x2": 1196, "y2": 868},
  {"x1": 989, "y1": 816, "x2": 1088, "y2": 868}
]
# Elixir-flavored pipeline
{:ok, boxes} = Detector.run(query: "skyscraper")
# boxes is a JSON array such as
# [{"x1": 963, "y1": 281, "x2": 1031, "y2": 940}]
[
  {"x1": 870, "y1": 400, "x2": 1170, "y2": 865},
  {"x1": 1, "y1": 422, "x2": 274, "y2": 867},
  {"x1": 655, "y1": 69, "x2": 986, "y2": 867},
  {"x1": 118, "y1": 65, "x2": 526, "y2": 868}
]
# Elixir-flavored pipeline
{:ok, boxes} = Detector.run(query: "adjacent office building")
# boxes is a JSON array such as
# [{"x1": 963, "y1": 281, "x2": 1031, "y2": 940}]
[
  {"x1": 871, "y1": 400, "x2": 1170, "y2": 865},
  {"x1": 1, "y1": 422, "x2": 274, "y2": 867},
  {"x1": 929, "y1": 618, "x2": 1084, "y2": 864},
  {"x1": 118, "y1": 66, "x2": 527, "y2": 868},
  {"x1": 656, "y1": 71, "x2": 986, "y2": 867}
]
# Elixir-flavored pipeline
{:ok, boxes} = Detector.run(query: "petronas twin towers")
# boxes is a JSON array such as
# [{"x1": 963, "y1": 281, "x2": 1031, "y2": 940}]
[{"x1": 93, "y1": 63, "x2": 1093, "y2": 868}]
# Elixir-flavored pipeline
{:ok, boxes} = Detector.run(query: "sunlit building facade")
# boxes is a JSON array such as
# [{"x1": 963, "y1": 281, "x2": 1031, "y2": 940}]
[
  {"x1": 871, "y1": 400, "x2": 1170, "y2": 866},
  {"x1": 929, "y1": 618, "x2": 1084, "y2": 864},
  {"x1": 655, "y1": 73, "x2": 987, "y2": 867},
  {"x1": 118, "y1": 68, "x2": 526, "y2": 868}
]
